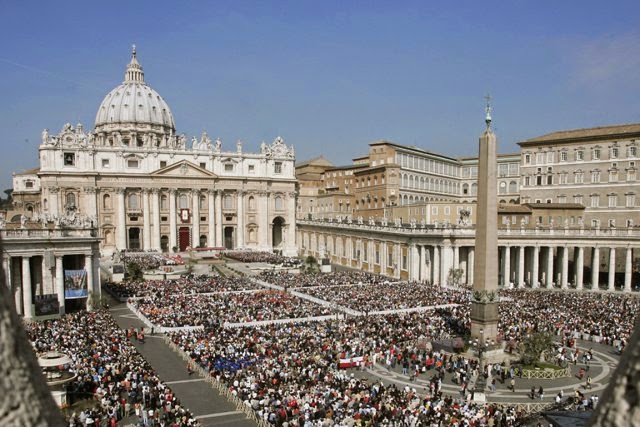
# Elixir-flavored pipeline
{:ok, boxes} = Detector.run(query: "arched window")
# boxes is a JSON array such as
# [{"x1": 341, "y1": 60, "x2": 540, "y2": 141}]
[
  {"x1": 128, "y1": 193, "x2": 140, "y2": 209},
  {"x1": 462, "y1": 183, "x2": 469, "y2": 195},
  {"x1": 43, "y1": 198, "x2": 48, "y2": 210},
  {"x1": 275, "y1": 196, "x2": 284, "y2": 211},
  {"x1": 104, "y1": 230, "x2": 113, "y2": 244},
  {"x1": 66, "y1": 192, "x2": 76, "y2": 207},
  {"x1": 200, "y1": 195, "x2": 206, "y2": 210},
  {"x1": 509, "y1": 181, "x2": 518, "y2": 193},
  {"x1": 160, "y1": 195, "x2": 168, "y2": 210},
  {"x1": 103, "y1": 194, "x2": 112, "y2": 209}
]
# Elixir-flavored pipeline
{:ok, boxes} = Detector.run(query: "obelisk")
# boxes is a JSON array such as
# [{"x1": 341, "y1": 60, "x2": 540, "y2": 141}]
[{"x1": 470, "y1": 96, "x2": 499, "y2": 344}]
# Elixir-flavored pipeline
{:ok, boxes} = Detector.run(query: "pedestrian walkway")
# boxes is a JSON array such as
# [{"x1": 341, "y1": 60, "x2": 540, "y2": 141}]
[{"x1": 109, "y1": 299, "x2": 257, "y2": 427}]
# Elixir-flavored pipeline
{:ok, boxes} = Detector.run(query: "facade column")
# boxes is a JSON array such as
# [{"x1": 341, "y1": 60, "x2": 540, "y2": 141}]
[
  {"x1": 576, "y1": 246, "x2": 584, "y2": 290},
  {"x1": 236, "y1": 191, "x2": 245, "y2": 248},
  {"x1": 2, "y1": 256, "x2": 10, "y2": 290},
  {"x1": 357, "y1": 239, "x2": 363, "y2": 269},
  {"x1": 433, "y1": 245, "x2": 440, "y2": 285},
  {"x1": 453, "y1": 245, "x2": 460, "y2": 270},
  {"x1": 624, "y1": 247, "x2": 633, "y2": 292},
  {"x1": 531, "y1": 246, "x2": 540, "y2": 288},
  {"x1": 591, "y1": 247, "x2": 600, "y2": 289},
  {"x1": 56, "y1": 255, "x2": 65, "y2": 315},
  {"x1": 561, "y1": 246, "x2": 569, "y2": 289},
  {"x1": 22, "y1": 256, "x2": 33, "y2": 319},
  {"x1": 546, "y1": 246, "x2": 554, "y2": 288},
  {"x1": 169, "y1": 189, "x2": 177, "y2": 251},
  {"x1": 518, "y1": 246, "x2": 525, "y2": 288},
  {"x1": 285, "y1": 192, "x2": 297, "y2": 255},
  {"x1": 48, "y1": 186, "x2": 60, "y2": 216},
  {"x1": 142, "y1": 190, "x2": 151, "y2": 251},
  {"x1": 85, "y1": 254, "x2": 94, "y2": 310},
  {"x1": 258, "y1": 192, "x2": 269, "y2": 250},
  {"x1": 151, "y1": 189, "x2": 160, "y2": 251},
  {"x1": 208, "y1": 190, "x2": 215, "y2": 247},
  {"x1": 116, "y1": 188, "x2": 127, "y2": 250},
  {"x1": 215, "y1": 191, "x2": 223, "y2": 247},
  {"x1": 504, "y1": 246, "x2": 511, "y2": 287},
  {"x1": 608, "y1": 247, "x2": 616, "y2": 291},
  {"x1": 369, "y1": 240, "x2": 375, "y2": 273},
  {"x1": 418, "y1": 245, "x2": 425, "y2": 282},
  {"x1": 380, "y1": 242, "x2": 387, "y2": 274},
  {"x1": 84, "y1": 186, "x2": 98, "y2": 217},
  {"x1": 192, "y1": 190, "x2": 201, "y2": 248},
  {"x1": 467, "y1": 247, "x2": 475, "y2": 285}
]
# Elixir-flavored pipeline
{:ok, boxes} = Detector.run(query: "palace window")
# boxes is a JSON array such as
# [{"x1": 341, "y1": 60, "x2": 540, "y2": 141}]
[
  {"x1": 223, "y1": 195, "x2": 233, "y2": 210},
  {"x1": 611, "y1": 147, "x2": 619, "y2": 159},
  {"x1": 101, "y1": 159, "x2": 110, "y2": 168},
  {"x1": 591, "y1": 170, "x2": 600, "y2": 183},
  {"x1": 576, "y1": 150, "x2": 584, "y2": 161},
  {"x1": 65, "y1": 192, "x2": 76, "y2": 207},
  {"x1": 560, "y1": 151, "x2": 567, "y2": 162},
  {"x1": 274, "y1": 162, "x2": 282, "y2": 174},
  {"x1": 127, "y1": 159, "x2": 139, "y2": 168},
  {"x1": 224, "y1": 163, "x2": 234, "y2": 172},
  {"x1": 179, "y1": 194, "x2": 188, "y2": 209},
  {"x1": 629, "y1": 146, "x2": 637, "y2": 157},
  {"x1": 592, "y1": 148, "x2": 600, "y2": 160},
  {"x1": 608, "y1": 194, "x2": 617, "y2": 207},
  {"x1": 573, "y1": 195, "x2": 583, "y2": 205},
  {"x1": 626, "y1": 193, "x2": 636, "y2": 207},
  {"x1": 590, "y1": 194, "x2": 600, "y2": 207},
  {"x1": 128, "y1": 193, "x2": 140, "y2": 209}
]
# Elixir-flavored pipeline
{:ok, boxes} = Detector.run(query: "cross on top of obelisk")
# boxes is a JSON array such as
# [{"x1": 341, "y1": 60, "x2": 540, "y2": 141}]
[{"x1": 484, "y1": 94, "x2": 492, "y2": 129}]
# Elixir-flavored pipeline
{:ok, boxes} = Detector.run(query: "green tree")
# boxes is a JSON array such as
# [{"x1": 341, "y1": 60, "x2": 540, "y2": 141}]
[
  {"x1": 519, "y1": 331, "x2": 554, "y2": 367},
  {"x1": 126, "y1": 261, "x2": 144, "y2": 281},
  {"x1": 304, "y1": 255, "x2": 319, "y2": 273}
]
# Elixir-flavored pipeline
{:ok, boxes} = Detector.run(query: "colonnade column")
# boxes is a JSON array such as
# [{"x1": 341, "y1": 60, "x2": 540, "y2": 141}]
[
  {"x1": 418, "y1": 246, "x2": 425, "y2": 282},
  {"x1": 546, "y1": 247, "x2": 554, "y2": 288},
  {"x1": 286, "y1": 192, "x2": 297, "y2": 254},
  {"x1": 142, "y1": 190, "x2": 151, "y2": 251},
  {"x1": 215, "y1": 191, "x2": 223, "y2": 247},
  {"x1": 624, "y1": 247, "x2": 633, "y2": 292},
  {"x1": 531, "y1": 246, "x2": 540, "y2": 288},
  {"x1": 467, "y1": 248, "x2": 475, "y2": 285},
  {"x1": 503, "y1": 246, "x2": 511, "y2": 287},
  {"x1": 575, "y1": 246, "x2": 584, "y2": 290},
  {"x1": 394, "y1": 243, "x2": 401, "y2": 279},
  {"x1": 380, "y1": 243, "x2": 387, "y2": 273},
  {"x1": 56, "y1": 255, "x2": 65, "y2": 315},
  {"x1": 433, "y1": 245, "x2": 440, "y2": 285},
  {"x1": 561, "y1": 246, "x2": 569, "y2": 289},
  {"x1": 151, "y1": 189, "x2": 160, "y2": 251},
  {"x1": 116, "y1": 188, "x2": 127, "y2": 250},
  {"x1": 208, "y1": 190, "x2": 215, "y2": 247},
  {"x1": 192, "y1": 190, "x2": 200, "y2": 248},
  {"x1": 608, "y1": 248, "x2": 616, "y2": 291},
  {"x1": 22, "y1": 256, "x2": 33, "y2": 319},
  {"x1": 518, "y1": 246, "x2": 525, "y2": 288},
  {"x1": 410, "y1": 244, "x2": 419, "y2": 281},
  {"x1": 453, "y1": 245, "x2": 459, "y2": 270},
  {"x1": 169, "y1": 189, "x2": 177, "y2": 251},
  {"x1": 591, "y1": 247, "x2": 600, "y2": 289},
  {"x1": 237, "y1": 191, "x2": 245, "y2": 248},
  {"x1": 85, "y1": 254, "x2": 94, "y2": 310}
]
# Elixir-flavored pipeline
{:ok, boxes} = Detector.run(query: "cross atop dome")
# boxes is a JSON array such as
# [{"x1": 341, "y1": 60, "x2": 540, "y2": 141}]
[{"x1": 125, "y1": 44, "x2": 144, "y2": 83}]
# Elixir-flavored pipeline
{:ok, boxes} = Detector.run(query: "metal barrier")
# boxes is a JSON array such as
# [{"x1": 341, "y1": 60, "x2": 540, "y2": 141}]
[
  {"x1": 520, "y1": 366, "x2": 572, "y2": 379},
  {"x1": 162, "y1": 335, "x2": 265, "y2": 425}
]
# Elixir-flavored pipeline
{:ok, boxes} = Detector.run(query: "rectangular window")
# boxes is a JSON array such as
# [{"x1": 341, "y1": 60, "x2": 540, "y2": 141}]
[
  {"x1": 536, "y1": 153, "x2": 544, "y2": 164},
  {"x1": 160, "y1": 160, "x2": 167, "y2": 168},
  {"x1": 431, "y1": 206, "x2": 438, "y2": 214},
  {"x1": 248, "y1": 164, "x2": 255, "y2": 173},
  {"x1": 592, "y1": 149, "x2": 600, "y2": 160},
  {"x1": 609, "y1": 171, "x2": 618, "y2": 182},
  {"x1": 101, "y1": 158, "x2": 110, "y2": 168},
  {"x1": 609, "y1": 219, "x2": 616, "y2": 228},
  {"x1": 576, "y1": 150, "x2": 584, "y2": 161},
  {"x1": 388, "y1": 251, "x2": 393, "y2": 267},
  {"x1": 574, "y1": 195, "x2": 583, "y2": 205},
  {"x1": 560, "y1": 151, "x2": 567, "y2": 162},
  {"x1": 628, "y1": 170, "x2": 637, "y2": 181},
  {"x1": 524, "y1": 176, "x2": 530, "y2": 186},
  {"x1": 626, "y1": 193, "x2": 636, "y2": 207},
  {"x1": 274, "y1": 162, "x2": 282, "y2": 174},
  {"x1": 630, "y1": 146, "x2": 637, "y2": 157},
  {"x1": 224, "y1": 163, "x2": 234, "y2": 172},
  {"x1": 25, "y1": 181, "x2": 33, "y2": 188},
  {"x1": 608, "y1": 195, "x2": 617, "y2": 207},
  {"x1": 63, "y1": 152, "x2": 75, "y2": 166},
  {"x1": 127, "y1": 159, "x2": 139, "y2": 168},
  {"x1": 590, "y1": 195, "x2": 600, "y2": 207},
  {"x1": 546, "y1": 152, "x2": 554, "y2": 163},
  {"x1": 199, "y1": 162, "x2": 206, "y2": 169},
  {"x1": 444, "y1": 206, "x2": 450, "y2": 215},
  {"x1": 611, "y1": 147, "x2": 619, "y2": 158},
  {"x1": 524, "y1": 154, "x2": 531, "y2": 164}
]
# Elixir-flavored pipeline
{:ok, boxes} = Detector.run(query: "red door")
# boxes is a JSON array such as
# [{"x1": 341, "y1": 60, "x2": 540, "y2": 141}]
[{"x1": 179, "y1": 227, "x2": 190, "y2": 251}]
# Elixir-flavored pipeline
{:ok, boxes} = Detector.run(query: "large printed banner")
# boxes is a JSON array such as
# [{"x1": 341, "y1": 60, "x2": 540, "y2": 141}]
[{"x1": 64, "y1": 270, "x2": 88, "y2": 299}]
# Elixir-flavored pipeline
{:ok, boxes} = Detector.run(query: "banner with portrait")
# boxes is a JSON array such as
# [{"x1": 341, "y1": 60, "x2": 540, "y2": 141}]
[{"x1": 64, "y1": 270, "x2": 88, "y2": 299}]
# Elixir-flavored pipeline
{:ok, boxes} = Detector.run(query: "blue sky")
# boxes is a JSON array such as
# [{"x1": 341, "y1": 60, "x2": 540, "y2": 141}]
[{"x1": 2, "y1": 1, "x2": 640, "y2": 190}]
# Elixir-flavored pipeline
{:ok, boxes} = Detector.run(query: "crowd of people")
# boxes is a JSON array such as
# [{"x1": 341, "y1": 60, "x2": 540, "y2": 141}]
[
  {"x1": 104, "y1": 275, "x2": 263, "y2": 300},
  {"x1": 26, "y1": 310, "x2": 200, "y2": 427},
  {"x1": 118, "y1": 251, "x2": 185, "y2": 270},
  {"x1": 297, "y1": 281, "x2": 468, "y2": 312},
  {"x1": 258, "y1": 271, "x2": 387, "y2": 288},
  {"x1": 224, "y1": 250, "x2": 301, "y2": 266},
  {"x1": 170, "y1": 310, "x2": 524, "y2": 426},
  {"x1": 131, "y1": 289, "x2": 333, "y2": 327}
]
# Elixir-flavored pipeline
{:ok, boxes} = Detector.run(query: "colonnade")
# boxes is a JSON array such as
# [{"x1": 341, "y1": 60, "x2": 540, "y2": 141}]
[
  {"x1": 298, "y1": 224, "x2": 638, "y2": 292},
  {"x1": 2, "y1": 252, "x2": 100, "y2": 319}
]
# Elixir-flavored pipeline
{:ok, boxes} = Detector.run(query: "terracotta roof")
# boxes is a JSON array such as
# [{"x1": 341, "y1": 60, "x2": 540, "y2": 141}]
[
  {"x1": 519, "y1": 123, "x2": 640, "y2": 146},
  {"x1": 498, "y1": 204, "x2": 531, "y2": 213},
  {"x1": 295, "y1": 155, "x2": 334, "y2": 168},
  {"x1": 14, "y1": 167, "x2": 40, "y2": 176}
]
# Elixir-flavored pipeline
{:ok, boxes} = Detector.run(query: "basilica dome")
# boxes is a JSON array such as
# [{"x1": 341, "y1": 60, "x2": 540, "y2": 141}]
[{"x1": 94, "y1": 48, "x2": 175, "y2": 132}]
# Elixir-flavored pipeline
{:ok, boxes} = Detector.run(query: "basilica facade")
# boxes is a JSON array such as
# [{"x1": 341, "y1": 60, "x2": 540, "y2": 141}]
[{"x1": 14, "y1": 48, "x2": 297, "y2": 257}]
